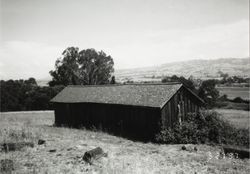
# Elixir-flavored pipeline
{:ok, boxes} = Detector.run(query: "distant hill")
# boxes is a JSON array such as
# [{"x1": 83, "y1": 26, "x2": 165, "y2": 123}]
[
  {"x1": 115, "y1": 58, "x2": 250, "y2": 82},
  {"x1": 38, "y1": 58, "x2": 250, "y2": 85}
]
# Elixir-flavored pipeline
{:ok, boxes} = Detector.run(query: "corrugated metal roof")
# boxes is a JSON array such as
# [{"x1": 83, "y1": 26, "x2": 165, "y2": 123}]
[{"x1": 50, "y1": 83, "x2": 183, "y2": 108}]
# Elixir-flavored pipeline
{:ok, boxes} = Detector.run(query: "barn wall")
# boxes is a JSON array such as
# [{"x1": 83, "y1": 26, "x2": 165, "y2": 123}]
[
  {"x1": 54, "y1": 102, "x2": 161, "y2": 141},
  {"x1": 161, "y1": 87, "x2": 202, "y2": 128}
]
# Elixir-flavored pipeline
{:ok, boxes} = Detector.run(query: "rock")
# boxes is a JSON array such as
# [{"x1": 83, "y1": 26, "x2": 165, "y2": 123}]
[
  {"x1": 24, "y1": 162, "x2": 34, "y2": 168},
  {"x1": 194, "y1": 146, "x2": 198, "y2": 152},
  {"x1": 38, "y1": 139, "x2": 46, "y2": 145},
  {"x1": 151, "y1": 150, "x2": 159, "y2": 154},
  {"x1": 76, "y1": 145, "x2": 85, "y2": 150},
  {"x1": 181, "y1": 145, "x2": 197, "y2": 152},
  {"x1": 83, "y1": 147, "x2": 107, "y2": 164},
  {"x1": 67, "y1": 148, "x2": 73, "y2": 151},
  {"x1": 49, "y1": 149, "x2": 56, "y2": 153},
  {"x1": 181, "y1": 145, "x2": 187, "y2": 150}
]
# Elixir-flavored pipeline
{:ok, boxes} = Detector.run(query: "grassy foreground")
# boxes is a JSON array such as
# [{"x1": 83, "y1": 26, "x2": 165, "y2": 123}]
[{"x1": 0, "y1": 111, "x2": 249, "y2": 174}]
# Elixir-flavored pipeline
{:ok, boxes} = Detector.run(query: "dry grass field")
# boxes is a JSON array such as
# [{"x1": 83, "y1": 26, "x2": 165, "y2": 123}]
[
  {"x1": 0, "y1": 111, "x2": 249, "y2": 174},
  {"x1": 215, "y1": 109, "x2": 250, "y2": 129}
]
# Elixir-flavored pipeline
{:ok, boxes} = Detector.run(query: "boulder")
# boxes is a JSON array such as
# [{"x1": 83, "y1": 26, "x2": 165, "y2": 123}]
[{"x1": 83, "y1": 147, "x2": 107, "y2": 164}]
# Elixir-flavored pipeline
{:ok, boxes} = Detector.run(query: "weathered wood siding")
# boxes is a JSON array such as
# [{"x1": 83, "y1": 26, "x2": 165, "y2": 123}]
[
  {"x1": 161, "y1": 86, "x2": 202, "y2": 128},
  {"x1": 54, "y1": 103, "x2": 161, "y2": 141},
  {"x1": 54, "y1": 85, "x2": 203, "y2": 141}
]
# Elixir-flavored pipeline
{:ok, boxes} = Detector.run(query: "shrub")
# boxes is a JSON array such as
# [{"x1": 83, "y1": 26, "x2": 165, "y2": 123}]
[
  {"x1": 198, "y1": 80, "x2": 219, "y2": 108},
  {"x1": 0, "y1": 159, "x2": 14, "y2": 172},
  {"x1": 155, "y1": 110, "x2": 249, "y2": 148},
  {"x1": 215, "y1": 101, "x2": 249, "y2": 111},
  {"x1": 232, "y1": 97, "x2": 249, "y2": 104}
]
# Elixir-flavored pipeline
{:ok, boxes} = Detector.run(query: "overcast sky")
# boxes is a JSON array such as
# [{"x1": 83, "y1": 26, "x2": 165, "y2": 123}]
[{"x1": 0, "y1": 0, "x2": 249, "y2": 80}]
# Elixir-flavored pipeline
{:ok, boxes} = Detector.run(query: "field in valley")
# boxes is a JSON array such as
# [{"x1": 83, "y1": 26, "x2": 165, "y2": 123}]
[
  {"x1": 215, "y1": 109, "x2": 250, "y2": 129},
  {"x1": 0, "y1": 110, "x2": 249, "y2": 174},
  {"x1": 217, "y1": 87, "x2": 250, "y2": 100}
]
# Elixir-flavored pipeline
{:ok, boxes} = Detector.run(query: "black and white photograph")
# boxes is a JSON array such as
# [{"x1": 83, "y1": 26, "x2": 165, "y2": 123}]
[{"x1": 0, "y1": 0, "x2": 249, "y2": 173}]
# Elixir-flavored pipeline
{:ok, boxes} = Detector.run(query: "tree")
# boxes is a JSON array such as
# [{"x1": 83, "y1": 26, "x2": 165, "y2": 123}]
[
  {"x1": 198, "y1": 80, "x2": 219, "y2": 107},
  {"x1": 170, "y1": 75, "x2": 179, "y2": 82},
  {"x1": 178, "y1": 76, "x2": 195, "y2": 91},
  {"x1": 24, "y1": 77, "x2": 37, "y2": 86},
  {"x1": 110, "y1": 76, "x2": 116, "y2": 84},
  {"x1": 161, "y1": 76, "x2": 169, "y2": 83},
  {"x1": 1, "y1": 78, "x2": 64, "y2": 112},
  {"x1": 49, "y1": 47, "x2": 80, "y2": 86},
  {"x1": 161, "y1": 75, "x2": 196, "y2": 91},
  {"x1": 49, "y1": 47, "x2": 114, "y2": 86}
]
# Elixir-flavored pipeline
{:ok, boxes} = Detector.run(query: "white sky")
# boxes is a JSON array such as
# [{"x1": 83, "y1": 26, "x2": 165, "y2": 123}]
[{"x1": 0, "y1": 0, "x2": 249, "y2": 80}]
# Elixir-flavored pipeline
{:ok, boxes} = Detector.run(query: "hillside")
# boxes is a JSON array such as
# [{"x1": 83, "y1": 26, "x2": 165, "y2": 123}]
[
  {"x1": 37, "y1": 58, "x2": 250, "y2": 85},
  {"x1": 115, "y1": 58, "x2": 250, "y2": 82}
]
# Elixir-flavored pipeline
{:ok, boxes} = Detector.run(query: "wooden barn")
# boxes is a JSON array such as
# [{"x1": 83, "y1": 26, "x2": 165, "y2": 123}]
[{"x1": 51, "y1": 83, "x2": 204, "y2": 141}]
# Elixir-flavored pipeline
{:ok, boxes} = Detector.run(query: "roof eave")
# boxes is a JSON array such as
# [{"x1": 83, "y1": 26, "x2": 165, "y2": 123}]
[
  {"x1": 159, "y1": 84, "x2": 205, "y2": 109},
  {"x1": 183, "y1": 86, "x2": 205, "y2": 104},
  {"x1": 50, "y1": 101, "x2": 161, "y2": 109},
  {"x1": 159, "y1": 84, "x2": 183, "y2": 109}
]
